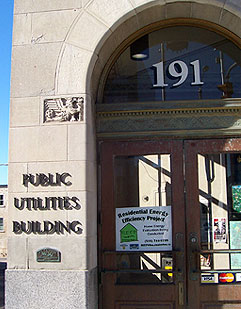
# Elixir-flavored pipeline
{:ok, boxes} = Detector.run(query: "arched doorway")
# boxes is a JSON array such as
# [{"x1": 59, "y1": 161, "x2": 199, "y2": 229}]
[{"x1": 97, "y1": 22, "x2": 241, "y2": 308}]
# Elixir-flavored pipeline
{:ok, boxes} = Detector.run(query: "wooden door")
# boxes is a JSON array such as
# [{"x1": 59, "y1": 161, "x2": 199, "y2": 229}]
[
  {"x1": 99, "y1": 140, "x2": 186, "y2": 308},
  {"x1": 99, "y1": 138, "x2": 241, "y2": 308},
  {"x1": 185, "y1": 138, "x2": 241, "y2": 308}
]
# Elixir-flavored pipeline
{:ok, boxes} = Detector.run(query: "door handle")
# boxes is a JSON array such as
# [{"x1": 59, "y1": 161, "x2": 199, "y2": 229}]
[
  {"x1": 175, "y1": 233, "x2": 185, "y2": 306},
  {"x1": 178, "y1": 282, "x2": 184, "y2": 306},
  {"x1": 189, "y1": 232, "x2": 199, "y2": 281},
  {"x1": 175, "y1": 233, "x2": 184, "y2": 281}
]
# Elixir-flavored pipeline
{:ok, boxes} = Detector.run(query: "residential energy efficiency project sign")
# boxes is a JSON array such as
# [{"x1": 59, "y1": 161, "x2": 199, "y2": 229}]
[{"x1": 116, "y1": 206, "x2": 172, "y2": 251}]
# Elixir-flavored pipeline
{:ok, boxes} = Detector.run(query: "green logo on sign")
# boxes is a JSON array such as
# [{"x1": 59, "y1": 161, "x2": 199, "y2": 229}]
[
  {"x1": 232, "y1": 185, "x2": 241, "y2": 213},
  {"x1": 120, "y1": 223, "x2": 138, "y2": 243}
]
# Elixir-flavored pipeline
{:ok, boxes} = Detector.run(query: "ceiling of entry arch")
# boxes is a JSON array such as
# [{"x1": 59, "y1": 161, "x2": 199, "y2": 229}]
[{"x1": 102, "y1": 26, "x2": 241, "y2": 103}]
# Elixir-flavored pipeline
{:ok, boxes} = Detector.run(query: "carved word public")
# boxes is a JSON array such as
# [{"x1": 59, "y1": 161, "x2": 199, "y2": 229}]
[
  {"x1": 23, "y1": 172, "x2": 72, "y2": 187},
  {"x1": 13, "y1": 172, "x2": 82, "y2": 235}
]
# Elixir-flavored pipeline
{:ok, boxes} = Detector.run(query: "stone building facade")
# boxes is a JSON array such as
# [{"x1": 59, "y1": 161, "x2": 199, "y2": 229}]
[{"x1": 7, "y1": 0, "x2": 241, "y2": 308}]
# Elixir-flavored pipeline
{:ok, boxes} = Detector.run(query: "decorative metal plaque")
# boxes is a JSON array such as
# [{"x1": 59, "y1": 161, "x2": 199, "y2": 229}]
[
  {"x1": 37, "y1": 248, "x2": 61, "y2": 262},
  {"x1": 44, "y1": 97, "x2": 84, "y2": 122}
]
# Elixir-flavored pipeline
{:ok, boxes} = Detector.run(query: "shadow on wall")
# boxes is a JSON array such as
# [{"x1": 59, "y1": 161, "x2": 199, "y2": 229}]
[{"x1": 0, "y1": 263, "x2": 6, "y2": 308}]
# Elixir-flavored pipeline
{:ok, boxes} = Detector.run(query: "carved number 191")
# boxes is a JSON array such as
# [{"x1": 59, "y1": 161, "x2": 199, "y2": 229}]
[{"x1": 152, "y1": 59, "x2": 204, "y2": 88}]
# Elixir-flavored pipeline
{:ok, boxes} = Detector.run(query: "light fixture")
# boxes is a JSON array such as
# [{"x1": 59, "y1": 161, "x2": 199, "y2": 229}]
[{"x1": 130, "y1": 35, "x2": 149, "y2": 61}]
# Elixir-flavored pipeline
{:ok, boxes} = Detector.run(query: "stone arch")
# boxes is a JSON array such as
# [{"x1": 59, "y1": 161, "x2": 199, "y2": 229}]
[
  {"x1": 53, "y1": 3, "x2": 241, "y2": 262},
  {"x1": 53, "y1": 1, "x2": 241, "y2": 279}
]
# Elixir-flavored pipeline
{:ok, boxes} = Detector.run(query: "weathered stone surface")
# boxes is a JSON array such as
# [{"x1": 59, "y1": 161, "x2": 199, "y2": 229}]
[
  {"x1": 11, "y1": 43, "x2": 61, "y2": 98},
  {"x1": 165, "y1": 0, "x2": 225, "y2": 5},
  {"x1": 6, "y1": 268, "x2": 97, "y2": 309},
  {"x1": 56, "y1": 44, "x2": 97, "y2": 94},
  {"x1": 109, "y1": 14, "x2": 139, "y2": 51},
  {"x1": 86, "y1": 0, "x2": 135, "y2": 28},
  {"x1": 14, "y1": 0, "x2": 82, "y2": 14},
  {"x1": 220, "y1": 9, "x2": 241, "y2": 37},
  {"x1": 224, "y1": 0, "x2": 241, "y2": 15},
  {"x1": 130, "y1": 0, "x2": 160, "y2": 8},
  {"x1": 67, "y1": 11, "x2": 110, "y2": 53},
  {"x1": 7, "y1": 237, "x2": 28, "y2": 269},
  {"x1": 85, "y1": 192, "x2": 97, "y2": 236},
  {"x1": 31, "y1": 10, "x2": 80, "y2": 44},
  {"x1": 191, "y1": 2, "x2": 222, "y2": 23},
  {"x1": 134, "y1": 1, "x2": 166, "y2": 17},
  {"x1": 10, "y1": 97, "x2": 40, "y2": 127},
  {"x1": 7, "y1": 163, "x2": 28, "y2": 193},
  {"x1": 12, "y1": 13, "x2": 32, "y2": 45},
  {"x1": 83, "y1": 0, "x2": 92, "y2": 7},
  {"x1": 9, "y1": 125, "x2": 68, "y2": 163},
  {"x1": 166, "y1": 2, "x2": 192, "y2": 18},
  {"x1": 68, "y1": 124, "x2": 96, "y2": 162}
]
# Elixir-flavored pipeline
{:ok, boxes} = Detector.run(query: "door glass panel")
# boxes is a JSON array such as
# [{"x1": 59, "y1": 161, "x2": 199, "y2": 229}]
[
  {"x1": 103, "y1": 26, "x2": 241, "y2": 103},
  {"x1": 114, "y1": 154, "x2": 173, "y2": 284},
  {"x1": 198, "y1": 153, "x2": 241, "y2": 284}
]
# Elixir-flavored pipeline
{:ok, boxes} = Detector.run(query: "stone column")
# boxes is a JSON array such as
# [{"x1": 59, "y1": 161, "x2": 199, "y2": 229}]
[{"x1": 6, "y1": 1, "x2": 97, "y2": 308}]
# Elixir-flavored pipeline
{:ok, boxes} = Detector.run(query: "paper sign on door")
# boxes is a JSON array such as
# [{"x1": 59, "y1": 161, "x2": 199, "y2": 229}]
[{"x1": 116, "y1": 206, "x2": 172, "y2": 251}]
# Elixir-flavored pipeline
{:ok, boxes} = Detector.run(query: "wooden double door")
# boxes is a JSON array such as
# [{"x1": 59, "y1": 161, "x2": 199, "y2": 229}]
[{"x1": 99, "y1": 139, "x2": 241, "y2": 308}]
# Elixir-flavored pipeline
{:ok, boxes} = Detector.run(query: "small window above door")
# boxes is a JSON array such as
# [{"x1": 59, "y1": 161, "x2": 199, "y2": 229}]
[{"x1": 103, "y1": 26, "x2": 241, "y2": 104}]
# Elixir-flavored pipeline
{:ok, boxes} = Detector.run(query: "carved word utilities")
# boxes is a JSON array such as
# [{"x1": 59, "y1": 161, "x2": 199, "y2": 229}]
[{"x1": 14, "y1": 196, "x2": 81, "y2": 211}]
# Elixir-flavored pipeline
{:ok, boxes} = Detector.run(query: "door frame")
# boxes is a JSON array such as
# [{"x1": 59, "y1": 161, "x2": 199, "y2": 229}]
[{"x1": 98, "y1": 137, "x2": 241, "y2": 308}]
